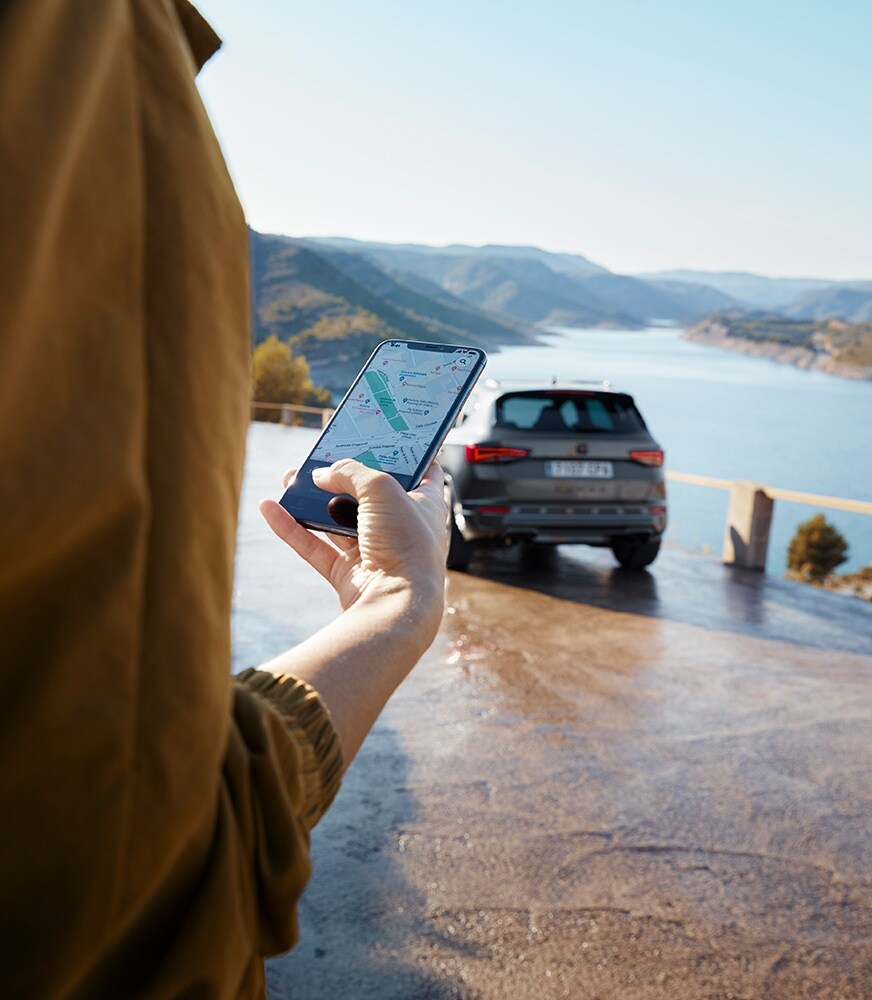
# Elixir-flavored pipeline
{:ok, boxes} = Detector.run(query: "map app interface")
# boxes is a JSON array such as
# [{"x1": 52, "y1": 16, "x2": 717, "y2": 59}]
[{"x1": 311, "y1": 342, "x2": 481, "y2": 477}]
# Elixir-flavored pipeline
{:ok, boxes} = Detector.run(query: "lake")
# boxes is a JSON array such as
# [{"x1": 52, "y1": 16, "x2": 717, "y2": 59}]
[{"x1": 485, "y1": 327, "x2": 872, "y2": 574}]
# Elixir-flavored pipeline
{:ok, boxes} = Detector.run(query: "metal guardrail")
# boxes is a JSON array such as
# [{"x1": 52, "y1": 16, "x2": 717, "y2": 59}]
[
  {"x1": 665, "y1": 470, "x2": 872, "y2": 569},
  {"x1": 666, "y1": 471, "x2": 872, "y2": 515},
  {"x1": 251, "y1": 401, "x2": 334, "y2": 427},
  {"x1": 247, "y1": 415, "x2": 867, "y2": 571}
]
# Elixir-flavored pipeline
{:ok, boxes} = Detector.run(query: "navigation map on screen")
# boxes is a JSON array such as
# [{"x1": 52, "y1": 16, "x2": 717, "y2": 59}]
[{"x1": 311, "y1": 343, "x2": 478, "y2": 476}]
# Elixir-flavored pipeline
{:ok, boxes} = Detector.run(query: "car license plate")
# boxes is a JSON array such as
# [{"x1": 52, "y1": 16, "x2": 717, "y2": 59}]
[{"x1": 546, "y1": 460, "x2": 614, "y2": 479}]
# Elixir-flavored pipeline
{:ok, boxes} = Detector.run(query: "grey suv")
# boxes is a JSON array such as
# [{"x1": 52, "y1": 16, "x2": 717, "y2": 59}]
[{"x1": 439, "y1": 380, "x2": 667, "y2": 570}]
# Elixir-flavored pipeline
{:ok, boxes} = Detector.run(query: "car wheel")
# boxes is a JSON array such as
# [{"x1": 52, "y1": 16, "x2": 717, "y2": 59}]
[
  {"x1": 446, "y1": 505, "x2": 475, "y2": 571},
  {"x1": 611, "y1": 536, "x2": 661, "y2": 570}
]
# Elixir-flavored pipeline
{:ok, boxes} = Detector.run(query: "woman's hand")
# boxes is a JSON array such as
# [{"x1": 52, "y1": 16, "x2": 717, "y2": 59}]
[
  {"x1": 259, "y1": 460, "x2": 449, "y2": 617},
  {"x1": 258, "y1": 460, "x2": 450, "y2": 768}
]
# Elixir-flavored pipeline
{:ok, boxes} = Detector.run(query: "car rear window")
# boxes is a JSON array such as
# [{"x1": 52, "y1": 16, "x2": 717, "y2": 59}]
[{"x1": 495, "y1": 392, "x2": 646, "y2": 434}]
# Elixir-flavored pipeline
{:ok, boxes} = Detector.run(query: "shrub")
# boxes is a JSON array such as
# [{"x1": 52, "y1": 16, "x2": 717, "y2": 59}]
[
  {"x1": 251, "y1": 336, "x2": 326, "y2": 422},
  {"x1": 786, "y1": 514, "x2": 848, "y2": 582}
]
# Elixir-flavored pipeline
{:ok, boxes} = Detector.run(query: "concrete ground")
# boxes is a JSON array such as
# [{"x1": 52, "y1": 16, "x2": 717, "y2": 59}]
[{"x1": 234, "y1": 423, "x2": 872, "y2": 1000}]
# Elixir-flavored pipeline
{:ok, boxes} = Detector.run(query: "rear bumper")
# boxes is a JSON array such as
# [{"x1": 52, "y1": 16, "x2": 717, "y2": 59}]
[{"x1": 457, "y1": 501, "x2": 667, "y2": 545}]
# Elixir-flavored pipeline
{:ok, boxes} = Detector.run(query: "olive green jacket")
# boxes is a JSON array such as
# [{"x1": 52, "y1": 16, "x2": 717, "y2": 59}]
[{"x1": 0, "y1": 2, "x2": 342, "y2": 996}]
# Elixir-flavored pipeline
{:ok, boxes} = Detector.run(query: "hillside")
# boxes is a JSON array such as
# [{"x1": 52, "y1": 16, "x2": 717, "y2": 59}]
[
  {"x1": 308, "y1": 237, "x2": 608, "y2": 276},
  {"x1": 249, "y1": 230, "x2": 536, "y2": 391},
  {"x1": 308, "y1": 242, "x2": 634, "y2": 327},
  {"x1": 306, "y1": 238, "x2": 733, "y2": 328},
  {"x1": 644, "y1": 278, "x2": 742, "y2": 314},
  {"x1": 385, "y1": 254, "x2": 641, "y2": 328},
  {"x1": 684, "y1": 313, "x2": 872, "y2": 379},
  {"x1": 640, "y1": 270, "x2": 872, "y2": 324},
  {"x1": 573, "y1": 272, "x2": 739, "y2": 323},
  {"x1": 783, "y1": 283, "x2": 872, "y2": 323},
  {"x1": 251, "y1": 233, "x2": 872, "y2": 385},
  {"x1": 639, "y1": 270, "x2": 835, "y2": 310},
  {"x1": 307, "y1": 244, "x2": 539, "y2": 340}
]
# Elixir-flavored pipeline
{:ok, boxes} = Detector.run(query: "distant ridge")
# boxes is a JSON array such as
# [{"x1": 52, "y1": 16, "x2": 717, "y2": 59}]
[
  {"x1": 303, "y1": 237, "x2": 734, "y2": 328},
  {"x1": 638, "y1": 269, "x2": 845, "y2": 311},
  {"x1": 248, "y1": 230, "x2": 536, "y2": 391},
  {"x1": 783, "y1": 283, "x2": 872, "y2": 323},
  {"x1": 305, "y1": 237, "x2": 608, "y2": 276},
  {"x1": 249, "y1": 231, "x2": 872, "y2": 387}
]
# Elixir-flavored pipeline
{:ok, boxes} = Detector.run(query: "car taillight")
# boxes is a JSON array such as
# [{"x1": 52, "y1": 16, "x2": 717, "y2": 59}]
[
  {"x1": 465, "y1": 444, "x2": 530, "y2": 464},
  {"x1": 630, "y1": 449, "x2": 664, "y2": 467}
]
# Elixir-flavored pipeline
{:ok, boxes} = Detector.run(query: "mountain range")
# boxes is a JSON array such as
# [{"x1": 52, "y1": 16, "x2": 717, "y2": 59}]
[
  {"x1": 249, "y1": 229, "x2": 872, "y2": 390},
  {"x1": 301, "y1": 236, "x2": 872, "y2": 325},
  {"x1": 249, "y1": 231, "x2": 536, "y2": 389},
  {"x1": 302, "y1": 237, "x2": 739, "y2": 327},
  {"x1": 637, "y1": 269, "x2": 872, "y2": 318}
]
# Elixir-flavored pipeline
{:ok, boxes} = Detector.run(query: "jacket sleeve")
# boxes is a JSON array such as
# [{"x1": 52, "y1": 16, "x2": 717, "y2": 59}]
[
  {"x1": 227, "y1": 670, "x2": 344, "y2": 955},
  {"x1": 0, "y1": 1, "x2": 343, "y2": 994}
]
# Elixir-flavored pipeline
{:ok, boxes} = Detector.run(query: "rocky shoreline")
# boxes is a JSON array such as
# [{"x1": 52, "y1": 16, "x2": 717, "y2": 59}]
[{"x1": 683, "y1": 319, "x2": 872, "y2": 380}]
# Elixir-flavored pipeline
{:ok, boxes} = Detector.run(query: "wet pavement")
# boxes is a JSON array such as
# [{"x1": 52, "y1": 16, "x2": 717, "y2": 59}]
[{"x1": 235, "y1": 424, "x2": 872, "y2": 1000}]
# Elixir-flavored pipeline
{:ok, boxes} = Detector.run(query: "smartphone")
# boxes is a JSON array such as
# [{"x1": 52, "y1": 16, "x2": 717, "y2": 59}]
[{"x1": 279, "y1": 340, "x2": 488, "y2": 535}]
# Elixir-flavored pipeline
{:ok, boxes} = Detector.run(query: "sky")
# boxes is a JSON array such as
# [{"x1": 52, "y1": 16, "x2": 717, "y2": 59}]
[{"x1": 196, "y1": 0, "x2": 872, "y2": 280}]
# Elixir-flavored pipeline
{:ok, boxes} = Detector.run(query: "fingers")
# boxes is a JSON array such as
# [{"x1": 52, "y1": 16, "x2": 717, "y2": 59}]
[
  {"x1": 279, "y1": 468, "x2": 352, "y2": 538},
  {"x1": 331, "y1": 533, "x2": 358, "y2": 552},
  {"x1": 420, "y1": 460, "x2": 444, "y2": 487},
  {"x1": 411, "y1": 461, "x2": 445, "y2": 501},
  {"x1": 313, "y1": 459, "x2": 405, "y2": 503},
  {"x1": 258, "y1": 499, "x2": 342, "y2": 582},
  {"x1": 312, "y1": 459, "x2": 444, "y2": 503}
]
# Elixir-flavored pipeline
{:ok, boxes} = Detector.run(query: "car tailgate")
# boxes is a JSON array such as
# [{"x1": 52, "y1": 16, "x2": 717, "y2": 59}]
[{"x1": 471, "y1": 433, "x2": 663, "y2": 502}]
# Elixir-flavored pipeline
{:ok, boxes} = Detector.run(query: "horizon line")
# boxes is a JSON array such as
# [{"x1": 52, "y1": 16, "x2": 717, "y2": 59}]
[{"x1": 252, "y1": 228, "x2": 870, "y2": 284}]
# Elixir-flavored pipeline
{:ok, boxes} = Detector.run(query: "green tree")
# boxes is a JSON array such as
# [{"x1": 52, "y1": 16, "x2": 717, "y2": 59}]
[
  {"x1": 786, "y1": 513, "x2": 849, "y2": 582},
  {"x1": 251, "y1": 335, "x2": 327, "y2": 422}
]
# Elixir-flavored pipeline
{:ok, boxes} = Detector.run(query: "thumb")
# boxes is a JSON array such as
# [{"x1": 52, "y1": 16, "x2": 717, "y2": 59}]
[{"x1": 313, "y1": 459, "x2": 405, "y2": 503}]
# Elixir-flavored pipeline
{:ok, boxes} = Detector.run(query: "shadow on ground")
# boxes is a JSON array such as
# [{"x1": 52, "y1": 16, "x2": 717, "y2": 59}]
[
  {"x1": 235, "y1": 424, "x2": 872, "y2": 999},
  {"x1": 457, "y1": 540, "x2": 871, "y2": 656},
  {"x1": 265, "y1": 723, "x2": 481, "y2": 1000}
]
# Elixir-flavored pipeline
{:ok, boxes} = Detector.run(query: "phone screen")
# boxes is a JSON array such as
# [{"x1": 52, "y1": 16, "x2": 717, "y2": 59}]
[{"x1": 279, "y1": 340, "x2": 487, "y2": 534}]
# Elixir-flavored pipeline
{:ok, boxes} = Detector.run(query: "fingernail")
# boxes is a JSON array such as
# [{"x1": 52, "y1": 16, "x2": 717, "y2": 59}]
[{"x1": 312, "y1": 467, "x2": 327, "y2": 481}]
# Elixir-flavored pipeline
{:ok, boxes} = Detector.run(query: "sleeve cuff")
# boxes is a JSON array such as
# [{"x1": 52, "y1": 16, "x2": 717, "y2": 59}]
[{"x1": 234, "y1": 668, "x2": 343, "y2": 829}]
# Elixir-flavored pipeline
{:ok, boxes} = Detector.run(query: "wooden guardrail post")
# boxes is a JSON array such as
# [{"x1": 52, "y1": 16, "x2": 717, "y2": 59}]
[
  {"x1": 665, "y1": 470, "x2": 870, "y2": 572},
  {"x1": 722, "y1": 481, "x2": 774, "y2": 570}
]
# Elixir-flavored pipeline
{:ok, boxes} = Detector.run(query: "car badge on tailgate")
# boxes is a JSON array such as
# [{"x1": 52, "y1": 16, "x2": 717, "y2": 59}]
[{"x1": 575, "y1": 443, "x2": 588, "y2": 455}]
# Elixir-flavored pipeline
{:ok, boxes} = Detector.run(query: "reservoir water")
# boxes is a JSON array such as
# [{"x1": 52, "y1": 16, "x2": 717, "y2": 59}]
[{"x1": 486, "y1": 327, "x2": 872, "y2": 573}]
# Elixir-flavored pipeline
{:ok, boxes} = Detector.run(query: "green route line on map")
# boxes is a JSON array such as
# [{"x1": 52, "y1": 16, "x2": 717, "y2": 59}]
[
  {"x1": 354, "y1": 449, "x2": 384, "y2": 472},
  {"x1": 364, "y1": 371, "x2": 409, "y2": 432}
]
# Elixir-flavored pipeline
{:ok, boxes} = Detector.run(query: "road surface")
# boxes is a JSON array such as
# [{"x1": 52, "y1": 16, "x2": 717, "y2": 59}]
[{"x1": 234, "y1": 423, "x2": 872, "y2": 1000}]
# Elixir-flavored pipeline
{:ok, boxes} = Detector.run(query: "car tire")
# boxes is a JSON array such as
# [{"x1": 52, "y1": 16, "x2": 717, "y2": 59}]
[
  {"x1": 446, "y1": 505, "x2": 475, "y2": 571},
  {"x1": 611, "y1": 536, "x2": 661, "y2": 570}
]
